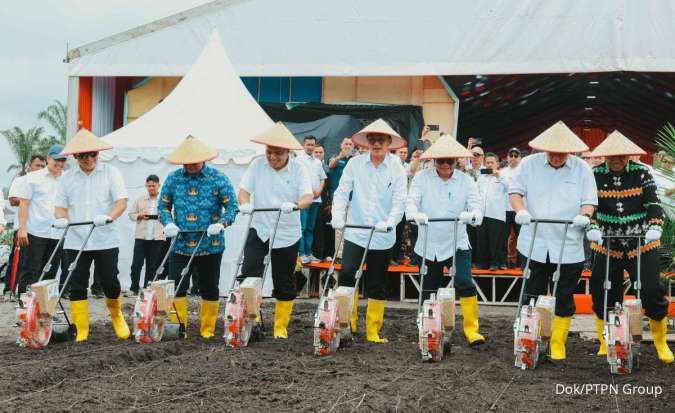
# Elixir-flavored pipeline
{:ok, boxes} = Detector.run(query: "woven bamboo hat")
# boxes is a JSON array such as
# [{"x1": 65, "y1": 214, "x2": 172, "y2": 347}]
[
  {"x1": 351, "y1": 119, "x2": 406, "y2": 149},
  {"x1": 250, "y1": 122, "x2": 302, "y2": 150},
  {"x1": 60, "y1": 129, "x2": 112, "y2": 156},
  {"x1": 167, "y1": 135, "x2": 218, "y2": 164},
  {"x1": 528, "y1": 121, "x2": 589, "y2": 153},
  {"x1": 589, "y1": 130, "x2": 646, "y2": 157},
  {"x1": 420, "y1": 135, "x2": 474, "y2": 160}
]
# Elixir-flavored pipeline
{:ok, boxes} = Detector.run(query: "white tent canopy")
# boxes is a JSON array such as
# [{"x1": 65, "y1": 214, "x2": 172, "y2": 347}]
[
  {"x1": 100, "y1": 30, "x2": 272, "y2": 164},
  {"x1": 68, "y1": 0, "x2": 675, "y2": 77},
  {"x1": 100, "y1": 31, "x2": 275, "y2": 293}
]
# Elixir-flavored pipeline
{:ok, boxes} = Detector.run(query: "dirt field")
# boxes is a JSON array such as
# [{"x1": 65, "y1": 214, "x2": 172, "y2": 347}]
[{"x1": 0, "y1": 300, "x2": 672, "y2": 412}]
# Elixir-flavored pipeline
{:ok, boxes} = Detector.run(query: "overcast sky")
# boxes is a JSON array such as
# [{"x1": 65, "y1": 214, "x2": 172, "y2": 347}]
[{"x1": 0, "y1": 0, "x2": 212, "y2": 189}]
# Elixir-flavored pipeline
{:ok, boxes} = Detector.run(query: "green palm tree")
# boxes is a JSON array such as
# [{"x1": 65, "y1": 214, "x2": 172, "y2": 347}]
[
  {"x1": 38, "y1": 100, "x2": 67, "y2": 143},
  {"x1": 1, "y1": 126, "x2": 47, "y2": 174}
]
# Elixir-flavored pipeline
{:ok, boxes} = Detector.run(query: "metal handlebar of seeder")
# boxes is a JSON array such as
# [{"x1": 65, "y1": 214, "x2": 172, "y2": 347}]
[
  {"x1": 408, "y1": 217, "x2": 460, "y2": 313},
  {"x1": 515, "y1": 218, "x2": 573, "y2": 316},
  {"x1": 320, "y1": 224, "x2": 392, "y2": 298},
  {"x1": 601, "y1": 234, "x2": 644, "y2": 324}
]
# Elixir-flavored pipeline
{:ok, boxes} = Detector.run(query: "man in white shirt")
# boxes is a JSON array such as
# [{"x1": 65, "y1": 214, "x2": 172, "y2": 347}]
[
  {"x1": 3, "y1": 155, "x2": 47, "y2": 294},
  {"x1": 476, "y1": 153, "x2": 509, "y2": 270},
  {"x1": 500, "y1": 147, "x2": 522, "y2": 268},
  {"x1": 331, "y1": 119, "x2": 407, "y2": 343},
  {"x1": 127, "y1": 174, "x2": 166, "y2": 296},
  {"x1": 15, "y1": 145, "x2": 67, "y2": 295},
  {"x1": 297, "y1": 136, "x2": 327, "y2": 263},
  {"x1": 652, "y1": 152, "x2": 674, "y2": 219},
  {"x1": 509, "y1": 121, "x2": 597, "y2": 362},
  {"x1": 54, "y1": 129, "x2": 129, "y2": 342},
  {"x1": 0, "y1": 193, "x2": 6, "y2": 234},
  {"x1": 239, "y1": 123, "x2": 313, "y2": 339},
  {"x1": 406, "y1": 135, "x2": 486, "y2": 347}
]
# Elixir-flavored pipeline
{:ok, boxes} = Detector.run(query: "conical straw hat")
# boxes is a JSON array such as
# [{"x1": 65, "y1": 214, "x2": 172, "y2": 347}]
[
  {"x1": 167, "y1": 135, "x2": 218, "y2": 164},
  {"x1": 528, "y1": 121, "x2": 589, "y2": 153},
  {"x1": 351, "y1": 119, "x2": 406, "y2": 149},
  {"x1": 420, "y1": 134, "x2": 474, "y2": 159},
  {"x1": 250, "y1": 122, "x2": 302, "y2": 150},
  {"x1": 60, "y1": 129, "x2": 112, "y2": 156},
  {"x1": 590, "y1": 130, "x2": 646, "y2": 157}
]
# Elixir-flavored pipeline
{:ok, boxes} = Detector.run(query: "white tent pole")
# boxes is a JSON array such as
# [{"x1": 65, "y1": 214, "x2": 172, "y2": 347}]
[
  {"x1": 66, "y1": 76, "x2": 80, "y2": 140},
  {"x1": 439, "y1": 76, "x2": 460, "y2": 138}
]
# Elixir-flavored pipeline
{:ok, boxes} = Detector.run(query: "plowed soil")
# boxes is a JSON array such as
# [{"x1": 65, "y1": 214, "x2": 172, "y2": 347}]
[{"x1": 0, "y1": 301, "x2": 672, "y2": 412}]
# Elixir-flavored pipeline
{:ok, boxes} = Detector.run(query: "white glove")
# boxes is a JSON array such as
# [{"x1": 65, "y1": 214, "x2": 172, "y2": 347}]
[
  {"x1": 93, "y1": 215, "x2": 112, "y2": 227},
  {"x1": 239, "y1": 203, "x2": 253, "y2": 215},
  {"x1": 411, "y1": 212, "x2": 428, "y2": 225},
  {"x1": 515, "y1": 210, "x2": 532, "y2": 225},
  {"x1": 459, "y1": 211, "x2": 474, "y2": 224},
  {"x1": 645, "y1": 227, "x2": 662, "y2": 243},
  {"x1": 53, "y1": 218, "x2": 69, "y2": 229},
  {"x1": 280, "y1": 202, "x2": 296, "y2": 214},
  {"x1": 470, "y1": 210, "x2": 483, "y2": 227},
  {"x1": 330, "y1": 216, "x2": 345, "y2": 230},
  {"x1": 586, "y1": 228, "x2": 603, "y2": 244},
  {"x1": 375, "y1": 219, "x2": 394, "y2": 233},
  {"x1": 572, "y1": 214, "x2": 590, "y2": 228},
  {"x1": 164, "y1": 223, "x2": 179, "y2": 238},
  {"x1": 207, "y1": 223, "x2": 225, "y2": 236}
]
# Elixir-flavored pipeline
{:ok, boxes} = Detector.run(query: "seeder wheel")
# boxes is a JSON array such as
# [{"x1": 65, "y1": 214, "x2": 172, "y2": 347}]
[
  {"x1": 17, "y1": 293, "x2": 53, "y2": 349},
  {"x1": 224, "y1": 291, "x2": 255, "y2": 347},
  {"x1": 314, "y1": 296, "x2": 340, "y2": 356},
  {"x1": 133, "y1": 290, "x2": 165, "y2": 344}
]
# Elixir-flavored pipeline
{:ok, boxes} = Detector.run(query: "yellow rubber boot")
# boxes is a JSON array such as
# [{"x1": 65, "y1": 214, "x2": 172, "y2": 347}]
[
  {"x1": 365, "y1": 299, "x2": 388, "y2": 343},
  {"x1": 105, "y1": 297, "x2": 130, "y2": 339},
  {"x1": 596, "y1": 317, "x2": 607, "y2": 356},
  {"x1": 350, "y1": 292, "x2": 359, "y2": 333},
  {"x1": 169, "y1": 296, "x2": 189, "y2": 331},
  {"x1": 649, "y1": 317, "x2": 674, "y2": 364},
  {"x1": 199, "y1": 300, "x2": 220, "y2": 339},
  {"x1": 70, "y1": 299, "x2": 89, "y2": 342},
  {"x1": 459, "y1": 296, "x2": 485, "y2": 346},
  {"x1": 273, "y1": 300, "x2": 294, "y2": 339},
  {"x1": 550, "y1": 316, "x2": 572, "y2": 361}
]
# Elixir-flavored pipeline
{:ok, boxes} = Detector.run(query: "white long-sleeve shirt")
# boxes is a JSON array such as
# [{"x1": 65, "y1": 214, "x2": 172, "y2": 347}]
[
  {"x1": 0, "y1": 193, "x2": 6, "y2": 226},
  {"x1": 406, "y1": 168, "x2": 480, "y2": 261},
  {"x1": 499, "y1": 165, "x2": 520, "y2": 212},
  {"x1": 477, "y1": 174, "x2": 508, "y2": 221},
  {"x1": 332, "y1": 153, "x2": 407, "y2": 250},
  {"x1": 509, "y1": 152, "x2": 597, "y2": 264}
]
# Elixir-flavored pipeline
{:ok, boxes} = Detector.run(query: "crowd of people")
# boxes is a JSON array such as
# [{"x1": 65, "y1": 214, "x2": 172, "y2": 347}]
[{"x1": 0, "y1": 118, "x2": 672, "y2": 364}]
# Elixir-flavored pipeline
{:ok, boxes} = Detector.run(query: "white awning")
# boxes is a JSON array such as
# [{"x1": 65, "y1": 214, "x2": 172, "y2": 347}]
[{"x1": 68, "y1": 0, "x2": 675, "y2": 77}]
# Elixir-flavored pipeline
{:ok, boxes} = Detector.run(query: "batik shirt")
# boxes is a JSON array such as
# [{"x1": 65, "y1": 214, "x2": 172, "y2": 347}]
[
  {"x1": 159, "y1": 165, "x2": 238, "y2": 256},
  {"x1": 590, "y1": 161, "x2": 663, "y2": 259}
]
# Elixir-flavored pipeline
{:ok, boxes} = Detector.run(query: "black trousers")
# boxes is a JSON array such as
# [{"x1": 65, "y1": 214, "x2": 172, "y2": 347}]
[
  {"x1": 129, "y1": 239, "x2": 164, "y2": 292},
  {"x1": 17, "y1": 234, "x2": 59, "y2": 294},
  {"x1": 521, "y1": 255, "x2": 583, "y2": 317},
  {"x1": 476, "y1": 217, "x2": 507, "y2": 267},
  {"x1": 67, "y1": 248, "x2": 121, "y2": 301},
  {"x1": 417, "y1": 249, "x2": 476, "y2": 301},
  {"x1": 240, "y1": 228, "x2": 298, "y2": 301},
  {"x1": 505, "y1": 211, "x2": 521, "y2": 265},
  {"x1": 467, "y1": 226, "x2": 479, "y2": 263},
  {"x1": 170, "y1": 252, "x2": 222, "y2": 301},
  {"x1": 312, "y1": 201, "x2": 333, "y2": 260},
  {"x1": 392, "y1": 220, "x2": 406, "y2": 261},
  {"x1": 339, "y1": 240, "x2": 390, "y2": 300},
  {"x1": 590, "y1": 250, "x2": 668, "y2": 321}
]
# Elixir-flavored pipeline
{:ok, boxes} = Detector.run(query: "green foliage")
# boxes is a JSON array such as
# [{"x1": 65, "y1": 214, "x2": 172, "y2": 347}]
[
  {"x1": 1, "y1": 126, "x2": 49, "y2": 174},
  {"x1": 37, "y1": 100, "x2": 67, "y2": 143}
]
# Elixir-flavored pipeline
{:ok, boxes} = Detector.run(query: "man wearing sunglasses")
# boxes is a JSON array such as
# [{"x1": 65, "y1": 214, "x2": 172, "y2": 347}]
[
  {"x1": 331, "y1": 119, "x2": 407, "y2": 343},
  {"x1": 501, "y1": 147, "x2": 522, "y2": 268},
  {"x1": 53, "y1": 129, "x2": 130, "y2": 342},
  {"x1": 406, "y1": 135, "x2": 487, "y2": 347}
]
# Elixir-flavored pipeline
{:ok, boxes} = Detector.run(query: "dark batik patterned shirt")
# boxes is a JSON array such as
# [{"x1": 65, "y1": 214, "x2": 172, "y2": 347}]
[
  {"x1": 590, "y1": 161, "x2": 663, "y2": 259},
  {"x1": 159, "y1": 165, "x2": 238, "y2": 255}
]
